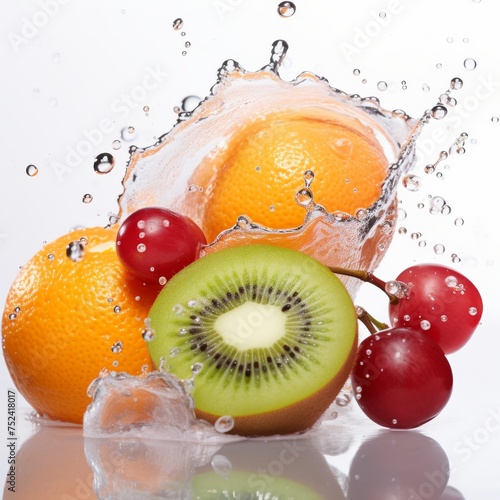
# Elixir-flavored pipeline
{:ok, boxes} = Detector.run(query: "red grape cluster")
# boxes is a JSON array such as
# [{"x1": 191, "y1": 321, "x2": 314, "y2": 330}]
[{"x1": 351, "y1": 264, "x2": 483, "y2": 429}]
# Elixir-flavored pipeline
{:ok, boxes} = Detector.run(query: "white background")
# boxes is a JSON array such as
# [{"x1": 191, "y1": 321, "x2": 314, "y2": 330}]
[{"x1": 1, "y1": 0, "x2": 499, "y2": 498}]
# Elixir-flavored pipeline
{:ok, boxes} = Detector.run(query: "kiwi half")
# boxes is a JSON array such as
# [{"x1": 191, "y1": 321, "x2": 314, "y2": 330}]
[{"x1": 147, "y1": 244, "x2": 357, "y2": 436}]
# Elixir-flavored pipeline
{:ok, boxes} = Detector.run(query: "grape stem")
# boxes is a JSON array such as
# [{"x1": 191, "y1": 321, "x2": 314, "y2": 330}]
[
  {"x1": 356, "y1": 306, "x2": 389, "y2": 334},
  {"x1": 328, "y1": 266, "x2": 399, "y2": 305}
]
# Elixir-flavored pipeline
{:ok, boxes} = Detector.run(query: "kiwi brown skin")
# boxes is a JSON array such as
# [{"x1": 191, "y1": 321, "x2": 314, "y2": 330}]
[{"x1": 195, "y1": 332, "x2": 357, "y2": 436}]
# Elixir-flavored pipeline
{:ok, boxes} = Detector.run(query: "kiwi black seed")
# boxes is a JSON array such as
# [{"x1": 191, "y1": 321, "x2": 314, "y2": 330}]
[{"x1": 148, "y1": 244, "x2": 357, "y2": 436}]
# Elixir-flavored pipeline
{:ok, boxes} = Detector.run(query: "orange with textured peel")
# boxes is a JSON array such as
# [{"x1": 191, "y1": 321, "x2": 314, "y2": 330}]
[
  {"x1": 201, "y1": 109, "x2": 388, "y2": 242},
  {"x1": 1, "y1": 226, "x2": 158, "y2": 424}
]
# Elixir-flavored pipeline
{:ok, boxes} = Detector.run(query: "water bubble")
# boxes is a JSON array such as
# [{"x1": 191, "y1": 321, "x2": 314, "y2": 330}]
[
  {"x1": 424, "y1": 164, "x2": 435, "y2": 174},
  {"x1": 93, "y1": 153, "x2": 115, "y2": 175},
  {"x1": 451, "y1": 253, "x2": 461, "y2": 264},
  {"x1": 441, "y1": 315, "x2": 448, "y2": 322},
  {"x1": 464, "y1": 58, "x2": 477, "y2": 70},
  {"x1": 422, "y1": 83, "x2": 430, "y2": 92},
  {"x1": 418, "y1": 240, "x2": 427, "y2": 248},
  {"x1": 143, "y1": 106, "x2": 150, "y2": 114},
  {"x1": 379, "y1": 11, "x2": 387, "y2": 18},
  {"x1": 469, "y1": 307, "x2": 478, "y2": 316},
  {"x1": 142, "y1": 327, "x2": 155, "y2": 341},
  {"x1": 113, "y1": 305, "x2": 121, "y2": 314},
  {"x1": 411, "y1": 232, "x2": 421, "y2": 240},
  {"x1": 398, "y1": 227, "x2": 407, "y2": 235},
  {"x1": 441, "y1": 205, "x2": 451, "y2": 215},
  {"x1": 492, "y1": 116, "x2": 499, "y2": 123},
  {"x1": 392, "y1": 419, "x2": 398, "y2": 425},
  {"x1": 402, "y1": 174, "x2": 422, "y2": 191},
  {"x1": 434, "y1": 244, "x2": 445, "y2": 255},
  {"x1": 66, "y1": 241, "x2": 85, "y2": 262},
  {"x1": 8, "y1": 313, "x2": 17, "y2": 320},
  {"x1": 362, "y1": 79, "x2": 368, "y2": 84},
  {"x1": 353, "y1": 69, "x2": 360, "y2": 76},
  {"x1": 181, "y1": 51, "x2": 187, "y2": 56},
  {"x1": 26, "y1": 164, "x2": 39, "y2": 177},
  {"x1": 185, "y1": 41, "x2": 191, "y2": 48},
  {"x1": 431, "y1": 105, "x2": 448, "y2": 120},
  {"x1": 420, "y1": 320, "x2": 431, "y2": 331},
  {"x1": 214, "y1": 415, "x2": 234, "y2": 433},
  {"x1": 277, "y1": 1, "x2": 296, "y2": 17},
  {"x1": 112, "y1": 139, "x2": 121, "y2": 150},
  {"x1": 397, "y1": 208, "x2": 407, "y2": 220},
  {"x1": 137, "y1": 243, "x2": 146, "y2": 253},
  {"x1": 450, "y1": 77, "x2": 463, "y2": 90},
  {"x1": 377, "y1": 81, "x2": 388, "y2": 91},
  {"x1": 158, "y1": 276, "x2": 167, "y2": 286},
  {"x1": 446, "y1": 36, "x2": 454, "y2": 43},
  {"x1": 170, "y1": 346, "x2": 181, "y2": 358},
  {"x1": 111, "y1": 341, "x2": 123, "y2": 353},
  {"x1": 172, "y1": 18, "x2": 183, "y2": 30},
  {"x1": 401, "y1": 80, "x2": 407, "y2": 90},
  {"x1": 454, "y1": 218, "x2": 464, "y2": 227},
  {"x1": 436, "y1": 63, "x2": 442, "y2": 69}
]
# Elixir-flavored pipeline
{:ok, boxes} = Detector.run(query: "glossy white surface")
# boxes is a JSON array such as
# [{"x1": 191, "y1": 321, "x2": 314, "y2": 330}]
[{"x1": 1, "y1": 1, "x2": 499, "y2": 498}]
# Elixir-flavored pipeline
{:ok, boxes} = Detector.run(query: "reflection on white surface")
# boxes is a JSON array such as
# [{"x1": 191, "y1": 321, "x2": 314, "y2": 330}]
[{"x1": 4, "y1": 412, "x2": 473, "y2": 500}]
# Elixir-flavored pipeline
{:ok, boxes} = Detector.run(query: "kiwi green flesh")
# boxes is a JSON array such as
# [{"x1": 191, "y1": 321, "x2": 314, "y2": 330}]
[{"x1": 148, "y1": 244, "x2": 357, "y2": 431}]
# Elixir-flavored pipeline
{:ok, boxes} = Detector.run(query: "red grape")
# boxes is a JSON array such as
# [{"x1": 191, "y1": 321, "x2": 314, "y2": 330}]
[
  {"x1": 351, "y1": 327, "x2": 453, "y2": 429},
  {"x1": 388, "y1": 264, "x2": 483, "y2": 354},
  {"x1": 116, "y1": 207, "x2": 206, "y2": 284}
]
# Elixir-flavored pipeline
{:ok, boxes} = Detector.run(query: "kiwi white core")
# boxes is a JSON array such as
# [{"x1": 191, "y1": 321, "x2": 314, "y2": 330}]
[{"x1": 213, "y1": 302, "x2": 287, "y2": 349}]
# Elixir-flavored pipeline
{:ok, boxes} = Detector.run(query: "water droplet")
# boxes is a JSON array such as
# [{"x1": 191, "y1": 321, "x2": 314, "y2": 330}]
[
  {"x1": 8, "y1": 313, "x2": 17, "y2": 320},
  {"x1": 142, "y1": 327, "x2": 155, "y2": 341},
  {"x1": 422, "y1": 83, "x2": 430, "y2": 92},
  {"x1": 441, "y1": 205, "x2": 451, "y2": 215},
  {"x1": 113, "y1": 305, "x2": 121, "y2": 314},
  {"x1": 445, "y1": 275, "x2": 458, "y2": 287},
  {"x1": 181, "y1": 95, "x2": 201, "y2": 113},
  {"x1": 420, "y1": 320, "x2": 431, "y2": 330},
  {"x1": 269, "y1": 205, "x2": 276, "y2": 212},
  {"x1": 376, "y1": 81, "x2": 388, "y2": 91},
  {"x1": 365, "y1": 349, "x2": 372, "y2": 356},
  {"x1": 173, "y1": 304, "x2": 183, "y2": 315},
  {"x1": 454, "y1": 218, "x2": 464, "y2": 227},
  {"x1": 492, "y1": 116, "x2": 499, "y2": 123},
  {"x1": 185, "y1": 41, "x2": 191, "y2": 49},
  {"x1": 401, "y1": 80, "x2": 407, "y2": 90},
  {"x1": 181, "y1": 51, "x2": 187, "y2": 56},
  {"x1": 170, "y1": 346, "x2": 181, "y2": 358},
  {"x1": 26, "y1": 164, "x2": 38, "y2": 177},
  {"x1": 111, "y1": 341, "x2": 123, "y2": 353},
  {"x1": 143, "y1": 106, "x2": 150, "y2": 114},
  {"x1": 446, "y1": 36, "x2": 454, "y2": 43},
  {"x1": 411, "y1": 232, "x2": 421, "y2": 240},
  {"x1": 429, "y1": 196, "x2": 446, "y2": 214},
  {"x1": 464, "y1": 58, "x2": 477, "y2": 70},
  {"x1": 403, "y1": 314, "x2": 411, "y2": 321},
  {"x1": 434, "y1": 243, "x2": 445, "y2": 255},
  {"x1": 112, "y1": 139, "x2": 121, "y2": 150},
  {"x1": 158, "y1": 276, "x2": 167, "y2": 286},
  {"x1": 436, "y1": 63, "x2": 443, "y2": 69},
  {"x1": 121, "y1": 126, "x2": 136, "y2": 141},
  {"x1": 137, "y1": 243, "x2": 146, "y2": 253},
  {"x1": 187, "y1": 299, "x2": 198, "y2": 308},
  {"x1": 392, "y1": 419, "x2": 398, "y2": 425},
  {"x1": 385, "y1": 280, "x2": 408, "y2": 298},
  {"x1": 82, "y1": 194, "x2": 93, "y2": 204},
  {"x1": 451, "y1": 253, "x2": 461, "y2": 264},
  {"x1": 66, "y1": 241, "x2": 85, "y2": 262},
  {"x1": 450, "y1": 77, "x2": 463, "y2": 90},
  {"x1": 379, "y1": 11, "x2": 387, "y2": 18},
  {"x1": 424, "y1": 164, "x2": 435, "y2": 174},
  {"x1": 441, "y1": 315, "x2": 448, "y2": 322},
  {"x1": 277, "y1": 1, "x2": 296, "y2": 17},
  {"x1": 172, "y1": 18, "x2": 183, "y2": 30},
  {"x1": 402, "y1": 174, "x2": 422, "y2": 191},
  {"x1": 303, "y1": 170, "x2": 315, "y2": 187},
  {"x1": 295, "y1": 188, "x2": 314, "y2": 207},
  {"x1": 397, "y1": 208, "x2": 407, "y2": 220},
  {"x1": 469, "y1": 307, "x2": 478, "y2": 316},
  {"x1": 431, "y1": 105, "x2": 448, "y2": 120},
  {"x1": 398, "y1": 227, "x2": 407, "y2": 235},
  {"x1": 353, "y1": 69, "x2": 360, "y2": 76},
  {"x1": 211, "y1": 454, "x2": 232, "y2": 477},
  {"x1": 93, "y1": 153, "x2": 115, "y2": 175},
  {"x1": 191, "y1": 362, "x2": 203, "y2": 375},
  {"x1": 214, "y1": 415, "x2": 234, "y2": 433}
]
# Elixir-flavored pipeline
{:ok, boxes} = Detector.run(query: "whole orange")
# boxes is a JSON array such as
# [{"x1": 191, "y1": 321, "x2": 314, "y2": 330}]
[
  {"x1": 201, "y1": 109, "x2": 388, "y2": 242},
  {"x1": 2, "y1": 226, "x2": 159, "y2": 424}
]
